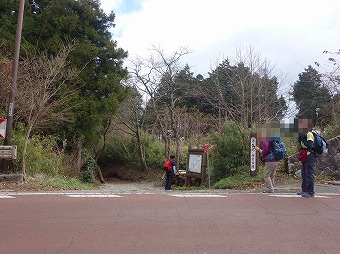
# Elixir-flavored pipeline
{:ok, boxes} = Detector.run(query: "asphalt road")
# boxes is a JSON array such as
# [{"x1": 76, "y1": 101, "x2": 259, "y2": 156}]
[{"x1": 1, "y1": 191, "x2": 340, "y2": 254}]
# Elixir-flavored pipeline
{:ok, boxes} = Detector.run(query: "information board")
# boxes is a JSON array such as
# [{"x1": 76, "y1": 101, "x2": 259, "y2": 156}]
[{"x1": 188, "y1": 154, "x2": 203, "y2": 173}]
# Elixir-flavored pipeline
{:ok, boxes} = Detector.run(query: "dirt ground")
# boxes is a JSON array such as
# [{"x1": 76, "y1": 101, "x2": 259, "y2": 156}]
[
  {"x1": 100, "y1": 163, "x2": 164, "y2": 182},
  {"x1": 0, "y1": 163, "x2": 165, "y2": 192}
]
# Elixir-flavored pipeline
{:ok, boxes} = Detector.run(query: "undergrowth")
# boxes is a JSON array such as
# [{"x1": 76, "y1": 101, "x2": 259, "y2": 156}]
[{"x1": 212, "y1": 173, "x2": 263, "y2": 189}]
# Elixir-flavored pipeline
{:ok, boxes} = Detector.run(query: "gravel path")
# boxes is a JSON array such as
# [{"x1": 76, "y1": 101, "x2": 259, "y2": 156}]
[{"x1": 99, "y1": 180, "x2": 165, "y2": 194}]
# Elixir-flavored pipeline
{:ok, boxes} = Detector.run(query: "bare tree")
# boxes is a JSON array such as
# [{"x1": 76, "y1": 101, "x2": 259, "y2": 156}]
[
  {"x1": 113, "y1": 86, "x2": 148, "y2": 170},
  {"x1": 201, "y1": 46, "x2": 288, "y2": 130},
  {"x1": 232, "y1": 46, "x2": 288, "y2": 124},
  {"x1": 0, "y1": 57, "x2": 11, "y2": 115},
  {"x1": 130, "y1": 45, "x2": 191, "y2": 162},
  {"x1": 315, "y1": 50, "x2": 340, "y2": 120},
  {"x1": 15, "y1": 44, "x2": 79, "y2": 178}
]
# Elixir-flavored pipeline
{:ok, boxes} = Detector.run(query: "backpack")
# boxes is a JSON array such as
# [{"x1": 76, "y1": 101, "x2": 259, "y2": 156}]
[
  {"x1": 163, "y1": 159, "x2": 173, "y2": 171},
  {"x1": 263, "y1": 141, "x2": 287, "y2": 161},
  {"x1": 299, "y1": 131, "x2": 328, "y2": 156}
]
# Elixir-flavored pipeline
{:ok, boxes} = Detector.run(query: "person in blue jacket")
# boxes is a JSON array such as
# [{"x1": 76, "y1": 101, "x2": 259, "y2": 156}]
[{"x1": 297, "y1": 119, "x2": 316, "y2": 198}]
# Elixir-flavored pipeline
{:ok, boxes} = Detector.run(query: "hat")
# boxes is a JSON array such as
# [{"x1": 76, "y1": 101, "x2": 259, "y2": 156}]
[{"x1": 170, "y1": 154, "x2": 175, "y2": 159}]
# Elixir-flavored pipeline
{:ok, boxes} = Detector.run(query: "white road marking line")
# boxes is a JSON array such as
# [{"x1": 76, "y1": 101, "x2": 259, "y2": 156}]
[
  {"x1": 0, "y1": 192, "x2": 338, "y2": 198},
  {"x1": 0, "y1": 192, "x2": 123, "y2": 196},
  {"x1": 170, "y1": 194, "x2": 228, "y2": 198},
  {"x1": 67, "y1": 194, "x2": 122, "y2": 198},
  {"x1": 269, "y1": 194, "x2": 331, "y2": 198},
  {"x1": 0, "y1": 195, "x2": 15, "y2": 199}
]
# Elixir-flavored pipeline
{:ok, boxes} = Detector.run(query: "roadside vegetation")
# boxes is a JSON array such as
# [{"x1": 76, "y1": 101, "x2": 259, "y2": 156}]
[{"x1": 0, "y1": 1, "x2": 339, "y2": 191}]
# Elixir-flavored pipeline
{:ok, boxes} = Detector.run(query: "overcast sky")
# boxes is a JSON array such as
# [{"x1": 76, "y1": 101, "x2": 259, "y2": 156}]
[{"x1": 100, "y1": 0, "x2": 340, "y2": 88}]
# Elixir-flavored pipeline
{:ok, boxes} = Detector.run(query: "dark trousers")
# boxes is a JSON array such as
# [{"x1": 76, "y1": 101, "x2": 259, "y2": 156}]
[
  {"x1": 165, "y1": 171, "x2": 173, "y2": 190},
  {"x1": 301, "y1": 154, "x2": 315, "y2": 195}
]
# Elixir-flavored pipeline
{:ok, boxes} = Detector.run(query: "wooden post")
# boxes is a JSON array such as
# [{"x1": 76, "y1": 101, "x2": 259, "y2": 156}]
[{"x1": 250, "y1": 133, "x2": 259, "y2": 176}]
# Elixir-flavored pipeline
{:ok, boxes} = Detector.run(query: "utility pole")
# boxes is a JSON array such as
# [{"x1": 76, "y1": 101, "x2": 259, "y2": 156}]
[{"x1": 1, "y1": 0, "x2": 25, "y2": 174}]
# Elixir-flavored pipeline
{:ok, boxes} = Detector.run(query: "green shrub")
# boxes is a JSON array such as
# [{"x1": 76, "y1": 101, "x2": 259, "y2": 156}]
[
  {"x1": 144, "y1": 136, "x2": 165, "y2": 168},
  {"x1": 81, "y1": 157, "x2": 95, "y2": 183},
  {"x1": 101, "y1": 133, "x2": 165, "y2": 169},
  {"x1": 212, "y1": 166, "x2": 262, "y2": 189},
  {"x1": 209, "y1": 122, "x2": 250, "y2": 182},
  {"x1": 10, "y1": 124, "x2": 67, "y2": 176},
  {"x1": 323, "y1": 116, "x2": 340, "y2": 139},
  {"x1": 82, "y1": 170, "x2": 94, "y2": 183}
]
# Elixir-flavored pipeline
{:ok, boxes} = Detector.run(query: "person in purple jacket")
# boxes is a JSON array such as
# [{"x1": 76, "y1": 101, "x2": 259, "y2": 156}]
[{"x1": 254, "y1": 140, "x2": 280, "y2": 193}]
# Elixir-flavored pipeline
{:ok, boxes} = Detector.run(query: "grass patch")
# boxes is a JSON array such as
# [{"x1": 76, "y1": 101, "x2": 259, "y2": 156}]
[
  {"x1": 212, "y1": 174, "x2": 263, "y2": 189},
  {"x1": 173, "y1": 185, "x2": 208, "y2": 191},
  {"x1": 0, "y1": 176, "x2": 99, "y2": 192},
  {"x1": 44, "y1": 177, "x2": 98, "y2": 190}
]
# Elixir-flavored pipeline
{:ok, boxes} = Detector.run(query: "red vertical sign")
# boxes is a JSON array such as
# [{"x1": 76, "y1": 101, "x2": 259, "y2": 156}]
[
  {"x1": 203, "y1": 143, "x2": 210, "y2": 153},
  {"x1": 0, "y1": 119, "x2": 6, "y2": 138}
]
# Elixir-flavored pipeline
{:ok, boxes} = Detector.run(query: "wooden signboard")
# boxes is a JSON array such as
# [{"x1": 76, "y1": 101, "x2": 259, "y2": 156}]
[{"x1": 185, "y1": 147, "x2": 207, "y2": 186}]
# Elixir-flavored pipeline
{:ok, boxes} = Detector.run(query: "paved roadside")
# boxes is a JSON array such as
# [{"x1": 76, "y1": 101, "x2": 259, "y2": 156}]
[
  {"x1": 274, "y1": 181, "x2": 340, "y2": 194},
  {"x1": 1, "y1": 179, "x2": 339, "y2": 195},
  {"x1": 97, "y1": 180, "x2": 340, "y2": 195}
]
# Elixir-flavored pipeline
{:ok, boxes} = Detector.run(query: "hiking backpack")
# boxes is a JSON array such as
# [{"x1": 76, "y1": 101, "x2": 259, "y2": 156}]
[
  {"x1": 163, "y1": 159, "x2": 173, "y2": 171},
  {"x1": 263, "y1": 140, "x2": 287, "y2": 161},
  {"x1": 270, "y1": 140, "x2": 287, "y2": 160},
  {"x1": 299, "y1": 131, "x2": 328, "y2": 156}
]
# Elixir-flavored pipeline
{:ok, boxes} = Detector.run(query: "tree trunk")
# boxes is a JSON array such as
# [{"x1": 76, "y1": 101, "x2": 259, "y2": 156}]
[
  {"x1": 175, "y1": 139, "x2": 181, "y2": 171},
  {"x1": 136, "y1": 128, "x2": 147, "y2": 170},
  {"x1": 164, "y1": 137, "x2": 171, "y2": 159},
  {"x1": 77, "y1": 143, "x2": 82, "y2": 178},
  {"x1": 21, "y1": 136, "x2": 28, "y2": 181},
  {"x1": 21, "y1": 124, "x2": 33, "y2": 181},
  {"x1": 94, "y1": 164, "x2": 105, "y2": 183}
]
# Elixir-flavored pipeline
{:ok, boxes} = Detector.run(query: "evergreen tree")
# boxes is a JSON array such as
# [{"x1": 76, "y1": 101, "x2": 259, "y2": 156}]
[
  {"x1": 291, "y1": 66, "x2": 332, "y2": 127},
  {"x1": 0, "y1": 0, "x2": 128, "y2": 151}
]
